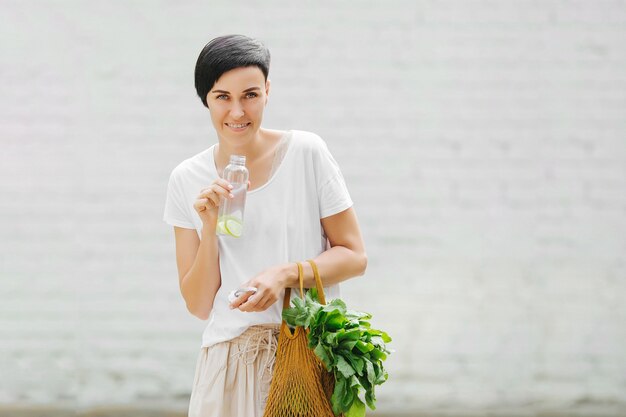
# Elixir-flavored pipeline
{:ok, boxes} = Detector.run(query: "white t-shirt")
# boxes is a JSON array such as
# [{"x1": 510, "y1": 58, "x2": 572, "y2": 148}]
[{"x1": 163, "y1": 130, "x2": 353, "y2": 348}]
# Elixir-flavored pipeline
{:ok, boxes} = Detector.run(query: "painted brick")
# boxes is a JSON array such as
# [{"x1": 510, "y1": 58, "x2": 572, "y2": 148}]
[{"x1": 1, "y1": 0, "x2": 625, "y2": 415}]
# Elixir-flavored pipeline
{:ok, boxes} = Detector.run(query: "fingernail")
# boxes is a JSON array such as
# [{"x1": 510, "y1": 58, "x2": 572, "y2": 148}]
[
  {"x1": 228, "y1": 184, "x2": 233, "y2": 189},
  {"x1": 229, "y1": 193, "x2": 234, "y2": 198}
]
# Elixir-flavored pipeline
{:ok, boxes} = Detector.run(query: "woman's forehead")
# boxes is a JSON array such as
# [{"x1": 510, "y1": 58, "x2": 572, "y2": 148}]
[{"x1": 213, "y1": 66, "x2": 265, "y2": 92}]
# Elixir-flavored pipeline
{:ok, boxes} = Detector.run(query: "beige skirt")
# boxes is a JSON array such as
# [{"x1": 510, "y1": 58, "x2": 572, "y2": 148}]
[{"x1": 188, "y1": 323, "x2": 281, "y2": 417}]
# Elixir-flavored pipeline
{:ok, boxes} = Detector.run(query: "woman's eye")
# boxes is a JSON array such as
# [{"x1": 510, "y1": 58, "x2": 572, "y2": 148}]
[
  {"x1": 245, "y1": 92, "x2": 258, "y2": 99},
  {"x1": 216, "y1": 94, "x2": 228, "y2": 100}
]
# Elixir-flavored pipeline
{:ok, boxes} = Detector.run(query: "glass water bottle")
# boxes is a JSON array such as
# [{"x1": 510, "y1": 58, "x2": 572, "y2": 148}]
[{"x1": 216, "y1": 155, "x2": 249, "y2": 237}]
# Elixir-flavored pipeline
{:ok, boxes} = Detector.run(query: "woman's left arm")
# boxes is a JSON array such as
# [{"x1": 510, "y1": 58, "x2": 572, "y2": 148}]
[
  {"x1": 294, "y1": 207, "x2": 367, "y2": 288},
  {"x1": 232, "y1": 207, "x2": 367, "y2": 312}
]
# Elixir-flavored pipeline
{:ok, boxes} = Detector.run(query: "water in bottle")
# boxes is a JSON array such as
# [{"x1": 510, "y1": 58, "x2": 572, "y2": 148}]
[{"x1": 216, "y1": 155, "x2": 249, "y2": 237}]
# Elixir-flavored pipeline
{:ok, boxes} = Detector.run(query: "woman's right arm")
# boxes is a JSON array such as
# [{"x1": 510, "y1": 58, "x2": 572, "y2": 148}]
[
  {"x1": 174, "y1": 226, "x2": 220, "y2": 320},
  {"x1": 174, "y1": 178, "x2": 234, "y2": 320}
]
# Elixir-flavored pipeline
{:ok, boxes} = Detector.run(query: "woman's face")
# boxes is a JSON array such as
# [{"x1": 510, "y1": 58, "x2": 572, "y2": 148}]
[{"x1": 206, "y1": 66, "x2": 270, "y2": 146}]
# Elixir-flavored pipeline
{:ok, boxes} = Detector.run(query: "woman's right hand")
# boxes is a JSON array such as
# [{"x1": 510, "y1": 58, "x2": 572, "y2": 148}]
[{"x1": 193, "y1": 179, "x2": 234, "y2": 227}]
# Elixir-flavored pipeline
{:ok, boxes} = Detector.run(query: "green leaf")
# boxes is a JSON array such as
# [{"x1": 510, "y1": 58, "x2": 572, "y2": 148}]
[
  {"x1": 324, "y1": 330, "x2": 340, "y2": 347},
  {"x1": 325, "y1": 311, "x2": 346, "y2": 331},
  {"x1": 295, "y1": 311, "x2": 309, "y2": 327},
  {"x1": 281, "y1": 307, "x2": 300, "y2": 327},
  {"x1": 313, "y1": 308, "x2": 327, "y2": 324},
  {"x1": 363, "y1": 329, "x2": 382, "y2": 339},
  {"x1": 344, "y1": 352, "x2": 365, "y2": 376},
  {"x1": 370, "y1": 335, "x2": 384, "y2": 347},
  {"x1": 365, "y1": 358, "x2": 375, "y2": 386},
  {"x1": 341, "y1": 384, "x2": 355, "y2": 411},
  {"x1": 308, "y1": 303, "x2": 322, "y2": 321},
  {"x1": 345, "y1": 398, "x2": 366, "y2": 417},
  {"x1": 365, "y1": 387, "x2": 376, "y2": 410},
  {"x1": 375, "y1": 369, "x2": 388, "y2": 385},
  {"x1": 344, "y1": 319, "x2": 359, "y2": 329},
  {"x1": 329, "y1": 298, "x2": 347, "y2": 310},
  {"x1": 314, "y1": 342, "x2": 332, "y2": 371},
  {"x1": 339, "y1": 339, "x2": 359, "y2": 352},
  {"x1": 369, "y1": 347, "x2": 387, "y2": 361},
  {"x1": 336, "y1": 355, "x2": 356, "y2": 379},
  {"x1": 371, "y1": 360, "x2": 381, "y2": 380},
  {"x1": 337, "y1": 328, "x2": 360, "y2": 342},
  {"x1": 292, "y1": 296, "x2": 305, "y2": 309},
  {"x1": 355, "y1": 340, "x2": 375, "y2": 353},
  {"x1": 380, "y1": 331, "x2": 392, "y2": 343},
  {"x1": 363, "y1": 329, "x2": 392, "y2": 343},
  {"x1": 331, "y1": 375, "x2": 346, "y2": 416},
  {"x1": 323, "y1": 299, "x2": 347, "y2": 315},
  {"x1": 345, "y1": 309, "x2": 370, "y2": 319}
]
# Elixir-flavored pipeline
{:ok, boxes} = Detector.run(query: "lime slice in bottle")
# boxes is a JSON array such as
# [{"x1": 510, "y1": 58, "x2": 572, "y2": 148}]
[
  {"x1": 225, "y1": 217, "x2": 243, "y2": 237},
  {"x1": 216, "y1": 217, "x2": 228, "y2": 235}
]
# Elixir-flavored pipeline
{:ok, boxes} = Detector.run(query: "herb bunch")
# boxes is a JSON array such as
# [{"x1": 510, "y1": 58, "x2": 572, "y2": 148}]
[{"x1": 282, "y1": 288, "x2": 392, "y2": 417}]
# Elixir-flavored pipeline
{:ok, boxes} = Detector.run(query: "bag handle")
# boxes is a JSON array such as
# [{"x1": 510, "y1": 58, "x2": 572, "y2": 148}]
[
  {"x1": 282, "y1": 260, "x2": 327, "y2": 310},
  {"x1": 306, "y1": 259, "x2": 327, "y2": 305}
]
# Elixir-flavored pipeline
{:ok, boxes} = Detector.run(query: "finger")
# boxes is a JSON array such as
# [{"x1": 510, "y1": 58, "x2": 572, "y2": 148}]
[
  {"x1": 200, "y1": 178, "x2": 232, "y2": 193},
  {"x1": 248, "y1": 291, "x2": 275, "y2": 312},
  {"x1": 196, "y1": 191, "x2": 223, "y2": 211},
  {"x1": 206, "y1": 192, "x2": 221, "y2": 208},
  {"x1": 200, "y1": 186, "x2": 234, "y2": 207},
  {"x1": 193, "y1": 198, "x2": 209, "y2": 212},
  {"x1": 199, "y1": 182, "x2": 229, "y2": 197},
  {"x1": 229, "y1": 292, "x2": 254, "y2": 309},
  {"x1": 239, "y1": 292, "x2": 263, "y2": 312},
  {"x1": 250, "y1": 292, "x2": 273, "y2": 312},
  {"x1": 201, "y1": 180, "x2": 233, "y2": 196},
  {"x1": 215, "y1": 178, "x2": 234, "y2": 191},
  {"x1": 199, "y1": 184, "x2": 231, "y2": 200}
]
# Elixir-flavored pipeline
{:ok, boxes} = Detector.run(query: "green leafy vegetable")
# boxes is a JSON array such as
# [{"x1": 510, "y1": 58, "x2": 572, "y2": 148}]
[{"x1": 282, "y1": 289, "x2": 392, "y2": 417}]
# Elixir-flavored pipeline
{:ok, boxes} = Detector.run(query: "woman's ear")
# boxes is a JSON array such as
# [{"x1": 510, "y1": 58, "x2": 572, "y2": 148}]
[{"x1": 265, "y1": 79, "x2": 271, "y2": 104}]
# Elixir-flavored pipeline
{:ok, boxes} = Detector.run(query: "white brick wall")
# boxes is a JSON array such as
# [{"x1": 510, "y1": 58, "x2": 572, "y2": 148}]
[{"x1": 1, "y1": 0, "x2": 625, "y2": 415}]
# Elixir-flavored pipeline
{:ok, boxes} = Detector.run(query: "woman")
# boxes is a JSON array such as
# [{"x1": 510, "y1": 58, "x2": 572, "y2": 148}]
[{"x1": 163, "y1": 34, "x2": 367, "y2": 417}]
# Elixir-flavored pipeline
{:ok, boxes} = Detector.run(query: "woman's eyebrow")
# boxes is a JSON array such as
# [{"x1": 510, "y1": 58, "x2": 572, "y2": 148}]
[{"x1": 211, "y1": 87, "x2": 261, "y2": 94}]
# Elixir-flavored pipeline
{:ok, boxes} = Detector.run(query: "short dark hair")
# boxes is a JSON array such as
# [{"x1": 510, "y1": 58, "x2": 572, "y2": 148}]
[{"x1": 194, "y1": 34, "x2": 271, "y2": 108}]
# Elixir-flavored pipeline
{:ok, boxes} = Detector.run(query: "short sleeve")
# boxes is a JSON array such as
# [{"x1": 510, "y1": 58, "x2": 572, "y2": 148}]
[
  {"x1": 163, "y1": 168, "x2": 195, "y2": 229},
  {"x1": 313, "y1": 138, "x2": 354, "y2": 219}
]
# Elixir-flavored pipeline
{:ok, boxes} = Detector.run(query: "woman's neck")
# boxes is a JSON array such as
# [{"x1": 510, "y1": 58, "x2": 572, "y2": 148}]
[
  {"x1": 215, "y1": 130, "x2": 263, "y2": 172},
  {"x1": 214, "y1": 128, "x2": 284, "y2": 175}
]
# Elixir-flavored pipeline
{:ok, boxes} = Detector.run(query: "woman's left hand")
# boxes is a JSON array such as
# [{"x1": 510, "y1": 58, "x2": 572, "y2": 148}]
[{"x1": 229, "y1": 264, "x2": 290, "y2": 312}]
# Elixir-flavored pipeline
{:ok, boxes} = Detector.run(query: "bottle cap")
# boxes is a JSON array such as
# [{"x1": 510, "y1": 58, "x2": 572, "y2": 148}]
[{"x1": 229, "y1": 155, "x2": 246, "y2": 165}]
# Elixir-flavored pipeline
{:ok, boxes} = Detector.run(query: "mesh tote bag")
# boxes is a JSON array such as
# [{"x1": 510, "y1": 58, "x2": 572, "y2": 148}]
[{"x1": 262, "y1": 260, "x2": 339, "y2": 417}]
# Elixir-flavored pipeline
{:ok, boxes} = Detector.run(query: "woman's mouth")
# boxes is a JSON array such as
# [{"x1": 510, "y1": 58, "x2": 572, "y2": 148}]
[{"x1": 226, "y1": 122, "x2": 251, "y2": 131}]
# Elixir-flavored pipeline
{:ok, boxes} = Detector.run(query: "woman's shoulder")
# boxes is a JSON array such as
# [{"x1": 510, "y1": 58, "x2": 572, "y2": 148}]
[
  {"x1": 262, "y1": 128, "x2": 328, "y2": 151},
  {"x1": 289, "y1": 130, "x2": 329, "y2": 153},
  {"x1": 168, "y1": 145, "x2": 216, "y2": 180}
]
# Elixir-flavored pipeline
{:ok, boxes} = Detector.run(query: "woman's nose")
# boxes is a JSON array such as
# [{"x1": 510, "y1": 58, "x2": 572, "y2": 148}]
[{"x1": 229, "y1": 102, "x2": 244, "y2": 119}]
